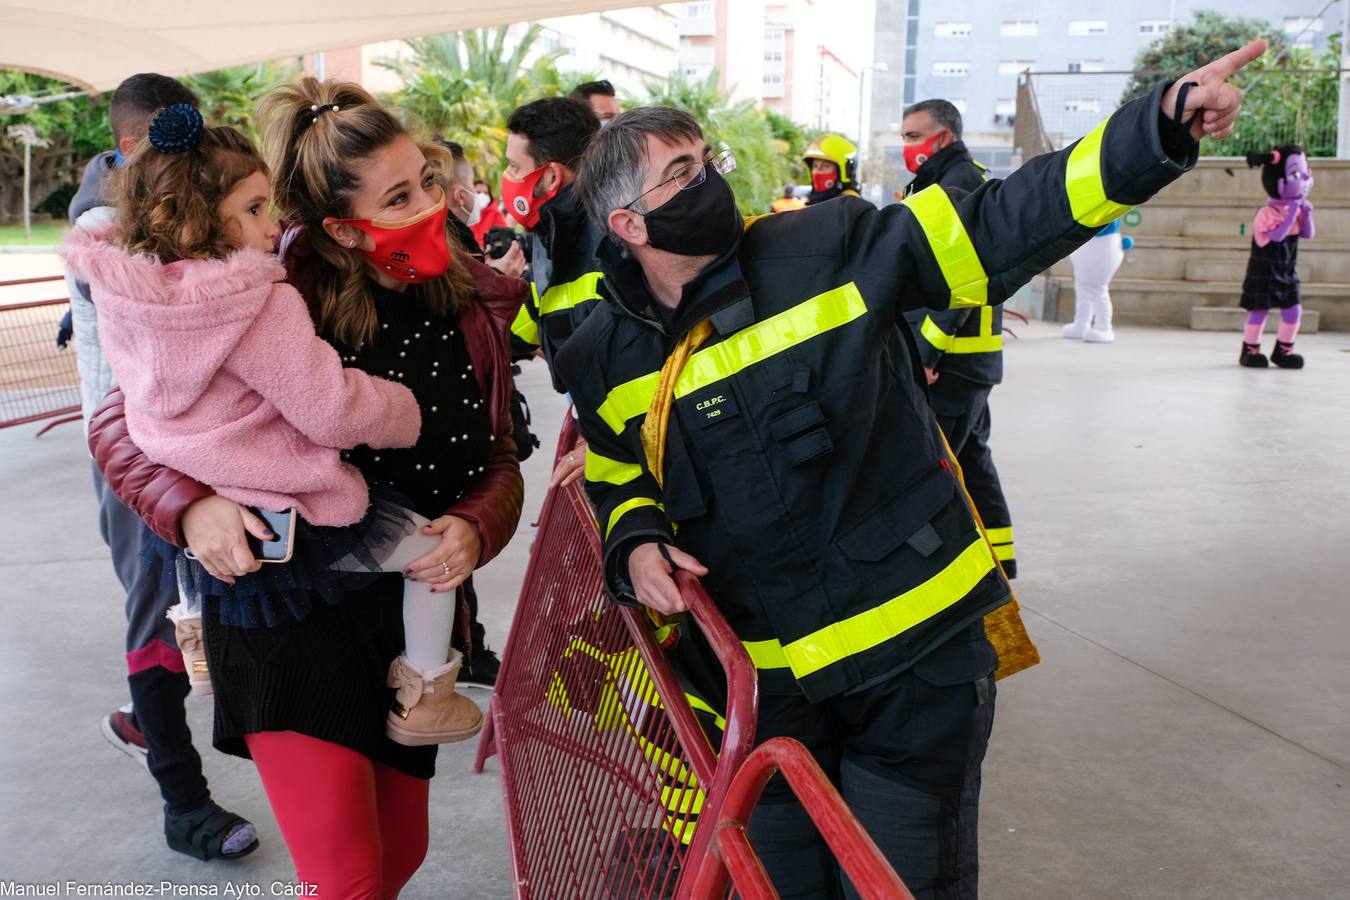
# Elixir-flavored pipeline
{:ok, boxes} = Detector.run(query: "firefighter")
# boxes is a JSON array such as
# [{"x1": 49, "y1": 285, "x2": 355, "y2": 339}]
[
  {"x1": 900, "y1": 99, "x2": 1016, "y2": 575},
  {"x1": 771, "y1": 184, "x2": 806, "y2": 213},
  {"x1": 558, "y1": 41, "x2": 1259, "y2": 898},
  {"x1": 501, "y1": 96, "x2": 608, "y2": 486},
  {"x1": 802, "y1": 133, "x2": 860, "y2": 205}
]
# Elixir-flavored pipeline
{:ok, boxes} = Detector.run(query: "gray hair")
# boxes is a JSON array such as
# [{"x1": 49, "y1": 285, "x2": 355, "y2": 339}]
[
  {"x1": 902, "y1": 99, "x2": 963, "y2": 140},
  {"x1": 575, "y1": 106, "x2": 704, "y2": 241}
]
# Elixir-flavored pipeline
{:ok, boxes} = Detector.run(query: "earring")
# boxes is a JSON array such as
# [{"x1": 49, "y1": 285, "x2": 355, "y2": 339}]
[{"x1": 348, "y1": 240, "x2": 356, "y2": 248}]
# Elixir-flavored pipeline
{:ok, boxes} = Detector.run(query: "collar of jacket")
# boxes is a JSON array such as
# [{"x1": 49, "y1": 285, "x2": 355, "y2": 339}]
[
  {"x1": 449, "y1": 214, "x2": 485, "y2": 261},
  {"x1": 534, "y1": 181, "x2": 587, "y2": 258},
  {"x1": 908, "y1": 140, "x2": 975, "y2": 194},
  {"x1": 596, "y1": 226, "x2": 754, "y2": 342},
  {"x1": 806, "y1": 183, "x2": 846, "y2": 206}
]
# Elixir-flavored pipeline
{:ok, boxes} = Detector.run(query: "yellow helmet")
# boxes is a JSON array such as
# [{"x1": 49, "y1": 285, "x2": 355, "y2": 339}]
[{"x1": 803, "y1": 134, "x2": 859, "y2": 189}]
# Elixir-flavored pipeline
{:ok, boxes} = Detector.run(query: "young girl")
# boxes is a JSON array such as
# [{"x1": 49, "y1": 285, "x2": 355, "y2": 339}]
[
  {"x1": 1240, "y1": 145, "x2": 1314, "y2": 368},
  {"x1": 62, "y1": 104, "x2": 481, "y2": 747}
]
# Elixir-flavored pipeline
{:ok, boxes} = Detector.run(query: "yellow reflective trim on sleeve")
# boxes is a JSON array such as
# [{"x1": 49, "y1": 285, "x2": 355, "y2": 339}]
[
  {"x1": 993, "y1": 543, "x2": 1016, "y2": 561},
  {"x1": 902, "y1": 186, "x2": 989, "y2": 309},
  {"x1": 985, "y1": 526, "x2": 1013, "y2": 545},
  {"x1": 920, "y1": 316, "x2": 956, "y2": 352},
  {"x1": 743, "y1": 537, "x2": 997, "y2": 678},
  {"x1": 684, "y1": 693, "x2": 727, "y2": 733},
  {"x1": 584, "y1": 448, "x2": 643, "y2": 486},
  {"x1": 510, "y1": 302, "x2": 540, "y2": 346},
  {"x1": 1066, "y1": 118, "x2": 1135, "y2": 229},
  {"x1": 538, "y1": 271, "x2": 604, "y2": 316},
  {"x1": 605, "y1": 496, "x2": 664, "y2": 540},
  {"x1": 921, "y1": 309, "x2": 1002, "y2": 354},
  {"x1": 597, "y1": 282, "x2": 868, "y2": 433},
  {"x1": 672, "y1": 282, "x2": 868, "y2": 398}
]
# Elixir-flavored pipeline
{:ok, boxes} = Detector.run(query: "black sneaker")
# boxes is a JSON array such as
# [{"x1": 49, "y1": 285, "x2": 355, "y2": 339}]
[{"x1": 461, "y1": 647, "x2": 501, "y2": 688}]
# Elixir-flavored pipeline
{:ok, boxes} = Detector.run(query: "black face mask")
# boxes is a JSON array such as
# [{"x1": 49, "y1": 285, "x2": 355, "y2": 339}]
[{"x1": 642, "y1": 165, "x2": 743, "y2": 258}]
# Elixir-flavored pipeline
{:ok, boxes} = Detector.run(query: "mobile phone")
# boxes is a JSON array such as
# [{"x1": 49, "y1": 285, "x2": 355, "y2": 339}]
[{"x1": 184, "y1": 507, "x2": 296, "y2": 565}]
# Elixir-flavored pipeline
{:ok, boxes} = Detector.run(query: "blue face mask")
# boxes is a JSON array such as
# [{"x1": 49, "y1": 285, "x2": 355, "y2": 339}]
[{"x1": 113, "y1": 148, "x2": 125, "y2": 168}]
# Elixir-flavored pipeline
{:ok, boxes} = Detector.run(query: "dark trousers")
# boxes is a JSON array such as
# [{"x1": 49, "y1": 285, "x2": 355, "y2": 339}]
[
  {"x1": 747, "y1": 623, "x2": 997, "y2": 899},
  {"x1": 92, "y1": 462, "x2": 211, "y2": 815},
  {"x1": 930, "y1": 376, "x2": 1014, "y2": 575}
]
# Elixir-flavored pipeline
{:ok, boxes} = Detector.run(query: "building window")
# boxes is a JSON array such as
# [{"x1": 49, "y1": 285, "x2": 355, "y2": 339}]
[
  {"x1": 1138, "y1": 19, "x2": 1172, "y2": 35},
  {"x1": 1285, "y1": 17, "x2": 1324, "y2": 45},
  {"x1": 1064, "y1": 98, "x2": 1103, "y2": 113},
  {"x1": 1067, "y1": 60, "x2": 1105, "y2": 73},
  {"x1": 995, "y1": 98, "x2": 1015, "y2": 115},
  {"x1": 997, "y1": 60, "x2": 1034, "y2": 76},
  {"x1": 1068, "y1": 20, "x2": 1108, "y2": 36},
  {"x1": 932, "y1": 61, "x2": 970, "y2": 77},
  {"x1": 935, "y1": 21, "x2": 972, "y2": 38},
  {"x1": 1001, "y1": 20, "x2": 1038, "y2": 37},
  {"x1": 765, "y1": 51, "x2": 783, "y2": 62},
  {"x1": 763, "y1": 74, "x2": 783, "y2": 84}
]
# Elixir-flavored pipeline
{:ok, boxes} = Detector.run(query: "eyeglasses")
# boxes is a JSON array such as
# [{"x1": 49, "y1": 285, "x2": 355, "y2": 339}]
[{"x1": 622, "y1": 148, "x2": 737, "y2": 211}]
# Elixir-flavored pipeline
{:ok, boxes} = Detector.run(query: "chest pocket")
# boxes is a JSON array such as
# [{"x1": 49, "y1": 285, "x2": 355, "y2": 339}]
[{"x1": 769, "y1": 401, "x2": 833, "y2": 467}]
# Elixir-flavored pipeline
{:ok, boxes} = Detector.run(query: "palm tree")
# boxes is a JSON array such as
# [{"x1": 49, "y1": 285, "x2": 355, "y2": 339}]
[{"x1": 183, "y1": 63, "x2": 296, "y2": 139}]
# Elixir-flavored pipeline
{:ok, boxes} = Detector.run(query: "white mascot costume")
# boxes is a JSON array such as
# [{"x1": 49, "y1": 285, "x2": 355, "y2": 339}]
[{"x1": 1064, "y1": 219, "x2": 1132, "y2": 343}]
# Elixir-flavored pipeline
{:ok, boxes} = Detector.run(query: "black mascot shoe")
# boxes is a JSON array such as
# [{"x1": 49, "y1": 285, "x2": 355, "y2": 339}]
[
  {"x1": 1239, "y1": 342, "x2": 1269, "y2": 368},
  {"x1": 1270, "y1": 340, "x2": 1304, "y2": 369}
]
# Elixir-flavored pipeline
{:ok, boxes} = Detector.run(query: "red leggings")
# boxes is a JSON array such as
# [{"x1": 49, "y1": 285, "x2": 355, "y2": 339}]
[{"x1": 245, "y1": 731, "x2": 430, "y2": 900}]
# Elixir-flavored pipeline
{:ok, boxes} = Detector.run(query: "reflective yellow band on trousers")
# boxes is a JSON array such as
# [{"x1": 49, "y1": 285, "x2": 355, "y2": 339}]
[
  {"x1": 539, "y1": 271, "x2": 604, "y2": 315},
  {"x1": 903, "y1": 186, "x2": 989, "y2": 309},
  {"x1": 585, "y1": 449, "x2": 643, "y2": 486},
  {"x1": 993, "y1": 544, "x2": 1016, "y2": 561},
  {"x1": 1065, "y1": 117, "x2": 1134, "y2": 228},
  {"x1": 685, "y1": 693, "x2": 727, "y2": 732},
  {"x1": 606, "y1": 496, "x2": 663, "y2": 539},
  {"x1": 510, "y1": 302, "x2": 540, "y2": 346},
  {"x1": 920, "y1": 307, "x2": 1002, "y2": 354},
  {"x1": 598, "y1": 282, "x2": 869, "y2": 434},
  {"x1": 741, "y1": 537, "x2": 997, "y2": 678}
]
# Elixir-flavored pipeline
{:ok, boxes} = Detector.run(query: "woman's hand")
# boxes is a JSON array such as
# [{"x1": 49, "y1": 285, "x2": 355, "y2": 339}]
[
  {"x1": 406, "y1": 515, "x2": 481, "y2": 593},
  {"x1": 182, "y1": 497, "x2": 272, "y2": 584},
  {"x1": 550, "y1": 438, "x2": 589, "y2": 489}
]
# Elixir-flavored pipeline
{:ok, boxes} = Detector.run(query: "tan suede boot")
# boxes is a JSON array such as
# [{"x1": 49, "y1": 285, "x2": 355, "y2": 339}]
[
  {"x1": 386, "y1": 651, "x2": 483, "y2": 746},
  {"x1": 173, "y1": 617, "x2": 212, "y2": 696}
]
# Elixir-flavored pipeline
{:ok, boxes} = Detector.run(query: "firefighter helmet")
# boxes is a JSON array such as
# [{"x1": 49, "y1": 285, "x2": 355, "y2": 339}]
[{"x1": 802, "y1": 134, "x2": 859, "y2": 190}]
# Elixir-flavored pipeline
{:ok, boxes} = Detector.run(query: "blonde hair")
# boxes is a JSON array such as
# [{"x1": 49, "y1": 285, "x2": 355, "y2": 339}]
[
  {"x1": 112, "y1": 125, "x2": 266, "y2": 263},
  {"x1": 257, "y1": 78, "x2": 473, "y2": 348}
]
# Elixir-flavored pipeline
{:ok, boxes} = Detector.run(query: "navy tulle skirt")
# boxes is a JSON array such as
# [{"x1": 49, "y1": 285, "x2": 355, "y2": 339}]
[{"x1": 141, "y1": 489, "x2": 418, "y2": 628}]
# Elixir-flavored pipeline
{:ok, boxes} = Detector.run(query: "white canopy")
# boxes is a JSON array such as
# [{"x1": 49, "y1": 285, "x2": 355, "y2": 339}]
[{"x1": 2, "y1": 1, "x2": 633, "y2": 93}]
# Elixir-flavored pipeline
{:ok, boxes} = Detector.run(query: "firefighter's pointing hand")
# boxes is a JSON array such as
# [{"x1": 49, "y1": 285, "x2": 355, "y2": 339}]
[
  {"x1": 1162, "y1": 39, "x2": 1266, "y2": 142},
  {"x1": 629, "y1": 542, "x2": 709, "y2": 615}
]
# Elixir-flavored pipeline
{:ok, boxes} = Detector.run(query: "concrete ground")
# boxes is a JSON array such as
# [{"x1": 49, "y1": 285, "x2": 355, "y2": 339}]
[{"x1": 1, "y1": 321, "x2": 1348, "y2": 899}]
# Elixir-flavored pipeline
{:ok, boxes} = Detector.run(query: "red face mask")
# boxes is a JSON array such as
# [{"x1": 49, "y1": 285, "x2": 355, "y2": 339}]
[
  {"x1": 335, "y1": 190, "x2": 451, "y2": 283},
  {"x1": 501, "y1": 163, "x2": 560, "y2": 230},
  {"x1": 810, "y1": 167, "x2": 839, "y2": 193},
  {"x1": 904, "y1": 130, "x2": 950, "y2": 174}
]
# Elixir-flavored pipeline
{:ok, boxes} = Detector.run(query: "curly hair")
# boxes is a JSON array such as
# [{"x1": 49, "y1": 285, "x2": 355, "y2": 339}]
[
  {"x1": 258, "y1": 77, "x2": 474, "y2": 349},
  {"x1": 111, "y1": 125, "x2": 266, "y2": 264}
]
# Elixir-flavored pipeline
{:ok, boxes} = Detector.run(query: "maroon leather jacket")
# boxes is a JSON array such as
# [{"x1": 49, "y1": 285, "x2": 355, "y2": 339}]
[{"x1": 89, "y1": 237, "x2": 527, "y2": 566}]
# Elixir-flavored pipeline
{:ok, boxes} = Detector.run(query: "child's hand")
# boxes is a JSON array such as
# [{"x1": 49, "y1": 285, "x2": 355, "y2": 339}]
[{"x1": 406, "y1": 515, "x2": 481, "y2": 593}]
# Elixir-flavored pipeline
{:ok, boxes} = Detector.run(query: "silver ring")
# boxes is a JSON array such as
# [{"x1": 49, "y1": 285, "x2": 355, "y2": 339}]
[
  {"x1": 567, "y1": 453, "x2": 575, "y2": 463},
  {"x1": 441, "y1": 561, "x2": 450, "y2": 577}
]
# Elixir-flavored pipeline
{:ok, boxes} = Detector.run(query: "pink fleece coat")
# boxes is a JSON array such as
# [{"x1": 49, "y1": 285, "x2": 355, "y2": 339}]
[{"x1": 60, "y1": 226, "x2": 421, "y2": 526}]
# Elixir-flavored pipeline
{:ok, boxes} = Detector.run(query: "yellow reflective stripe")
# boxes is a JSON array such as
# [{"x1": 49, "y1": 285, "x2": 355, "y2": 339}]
[
  {"x1": 921, "y1": 309, "x2": 1002, "y2": 354},
  {"x1": 597, "y1": 371, "x2": 662, "y2": 434},
  {"x1": 510, "y1": 302, "x2": 539, "y2": 346},
  {"x1": 605, "y1": 496, "x2": 663, "y2": 539},
  {"x1": 1066, "y1": 118, "x2": 1134, "y2": 228},
  {"x1": 745, "y1": 537, "x2": 997, "y2": 678},
  {"x1": 985, "y1": 526, "x2": 1013, "y2": 545},
  {"x1": 993, "y1": 544, "x2": 1015, "y2": 561},
  {"x1": 685, "y1": 693, "x2": 727, "y2": 733},
  {"x1": 538, "y1": 271, "x2": 603, "y2": 316},
  {"x1": 674, "y1": 282, "x2": 867, "y2": 398},
  {"x1": 920, "y1": 316, "x2": 955, "y2": 352},
  {"x1": 903, "y1": 186, "x2": 989, "y2": 309},
  {"x1": 585, "y1": 449, "x2": 642, "y2": 486},
  {"x1": 596, "y1": 282, "x2": 868, "y2": 433}
]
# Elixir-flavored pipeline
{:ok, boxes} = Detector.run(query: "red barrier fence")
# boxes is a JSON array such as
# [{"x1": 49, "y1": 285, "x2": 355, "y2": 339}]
[
  {"x1": 689, "y1": 738, "x2": 916, "y2": 900},
  {"x1": 0, "y1": 278, "x2": 80, "y2": 433}
]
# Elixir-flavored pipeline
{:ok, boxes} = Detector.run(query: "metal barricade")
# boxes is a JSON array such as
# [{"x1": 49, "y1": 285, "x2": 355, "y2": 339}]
[
  {"x1": 476, "y1": 416, "x2": 758, "y2": 899},
  {"x1": 0, "y1": 277, "x2": 80, "y2": 434},
  {"x1": 688, "y1": 737, "x2": 915, "y2": 900}
]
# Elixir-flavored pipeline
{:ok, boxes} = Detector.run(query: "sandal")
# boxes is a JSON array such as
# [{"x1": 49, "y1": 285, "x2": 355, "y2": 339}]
[{"x1": 164, "y1": 802, "x2": 259, "y2": 861}]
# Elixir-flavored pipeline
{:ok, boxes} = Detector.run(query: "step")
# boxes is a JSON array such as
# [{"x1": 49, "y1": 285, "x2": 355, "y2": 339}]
[
  {"x1": 1048, "y1": 243, "x2": 1350, "y2": 283},
  {"x1": 1046, "y1": 276, "x2": 1350, "y2": 330},
  {"x1": 1189, "y1": 306, "x2": 1321, "y2": 333},
  {"x1": 1157, "y1": 158, "x2": 1350, "y2": 200},
  {"x1": 1124, "y1": 204, "x2": 1350, "y2": 240}
]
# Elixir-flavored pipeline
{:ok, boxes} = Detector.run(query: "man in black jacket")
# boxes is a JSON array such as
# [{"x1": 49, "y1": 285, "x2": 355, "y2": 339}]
[
  {"x1": 559, "y1": 42, "x2": 1260, "y2": 898},
  {"x1": 900, "y1": 99, "x2": 1017, "y2": 574}
]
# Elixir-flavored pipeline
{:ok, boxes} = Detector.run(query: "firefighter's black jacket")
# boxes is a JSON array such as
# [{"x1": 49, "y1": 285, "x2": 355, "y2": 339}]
[
  {"x1": 509, "y1": 182, "x2": 607, "y2": 393},
  {"x1": 902, "y1": 141, "x2": 1004, "y2": 383},
  {"x1": 556, "y1": 88, "x2": 1197, "y2": 702}
]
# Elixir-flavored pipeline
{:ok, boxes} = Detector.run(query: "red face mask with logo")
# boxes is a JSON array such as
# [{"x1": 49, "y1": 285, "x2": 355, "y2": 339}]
[
  {"x1": 335, "y1": 190, "x2": 451, "y2": 283},
  {"x1": 904, "y1": 130, "x2": 950, "y2": 174},
  {"x1": 501, "y1": 163, "x2": 561, "y2": 230},
  {"x1": 810, "y1": 167, "x2": 839, "y2": 193}
]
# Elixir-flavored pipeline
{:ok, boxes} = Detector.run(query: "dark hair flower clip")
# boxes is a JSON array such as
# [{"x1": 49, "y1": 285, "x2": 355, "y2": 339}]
[{"x1": 148, "y1": 104, "x2": 204, "y2": 154}]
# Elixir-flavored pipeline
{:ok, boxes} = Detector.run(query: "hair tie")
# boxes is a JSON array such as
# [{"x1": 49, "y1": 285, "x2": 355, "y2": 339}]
[
  {"x1": 306, "y1": 103, "x2": 341, "y2": 126},
  {"x1": 147, "y1": 104, "x2": 204, "y2": 154},
  {"x1": 1270, "y1": 149, "x2": 1282, "y2": 165}
]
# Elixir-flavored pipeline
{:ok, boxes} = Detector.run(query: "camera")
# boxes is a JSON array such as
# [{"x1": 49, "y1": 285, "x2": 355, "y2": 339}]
[{"x1": 485, "y1": 227, "x2": 532, "y2": 264}]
